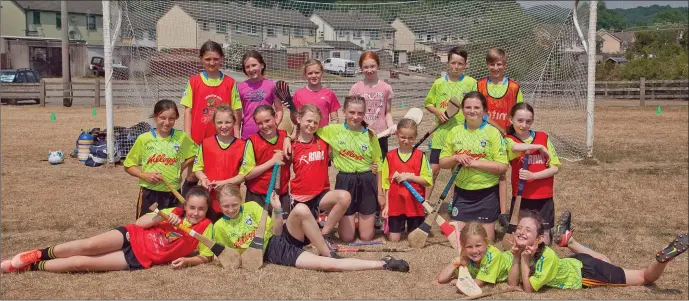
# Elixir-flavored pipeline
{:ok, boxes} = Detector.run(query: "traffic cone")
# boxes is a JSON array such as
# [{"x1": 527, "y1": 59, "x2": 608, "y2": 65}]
[
  {"x1": 92, "y1": 108, "x2": 97, "y2": 116},
  {"x1": 656, "y1": 105, "x2": 662, "y2": 116},
  {"x1": 50, "y1": 112, "x2": 56, "y2": 121}
]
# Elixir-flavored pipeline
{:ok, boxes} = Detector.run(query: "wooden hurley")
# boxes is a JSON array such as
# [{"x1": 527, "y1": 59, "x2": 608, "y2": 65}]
[
  {"x1": 414, "y1": 96, "x2": 460, "y2": 149},
  {"x1": 149, "y1": 203, "x2": 240, "y2": 269},
  {"x1": 456, "y1": 265, "x2": 483, "y2": 297},
  {"x1": 501, "y1": 154, "x2": 530, "y2": 249},
  {"x1": 241, "y1": 164, "x2": 280, "y2": 270},
  {"x1": 458, "y1": 287, "x2": 521, "y2": 300}
]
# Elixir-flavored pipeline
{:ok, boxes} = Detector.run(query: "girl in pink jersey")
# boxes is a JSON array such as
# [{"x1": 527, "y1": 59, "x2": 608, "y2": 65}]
[
  {"x1": 291, "y1": 60, "x2": 341, "y2": 127},
  {"x1": 349, "y1": 51, "x2": 395, "y2": 157},
  {"x1": 2, "y1": 187, "x2": 215, "y2": 273},
  {"x1": 286, "y1": 104, "x2": 351, "y2": 245},
  {"x1": 236, "y1": 50, "x2": 284, "y2": 140}
]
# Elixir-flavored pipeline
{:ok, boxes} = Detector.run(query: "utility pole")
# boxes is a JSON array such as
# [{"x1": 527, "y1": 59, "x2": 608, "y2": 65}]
[{"x1": 61, "y1": 0, "x2": 72, "y2": 107}]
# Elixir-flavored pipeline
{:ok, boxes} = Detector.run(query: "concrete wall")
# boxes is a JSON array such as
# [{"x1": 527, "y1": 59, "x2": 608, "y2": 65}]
[
  {"x1": 1, "y1": 0, "x2": 27, "y2": 37},
  {"x1": 599, "y1": 33, "x2": 621, "y2": 54},
  {"x1": 157, "y1": 5, "x2": 196, "y2": 50},
  {"x1": 391, "y1": 18, "x2": 415, "y2": 52}
]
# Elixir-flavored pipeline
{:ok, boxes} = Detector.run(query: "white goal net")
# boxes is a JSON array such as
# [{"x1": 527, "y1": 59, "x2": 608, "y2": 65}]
[{"x1": 104, "y1": 0, "x2": 592, "y2": 162}]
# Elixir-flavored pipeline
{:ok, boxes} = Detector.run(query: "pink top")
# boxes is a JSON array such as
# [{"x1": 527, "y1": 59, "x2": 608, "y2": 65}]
[
  {"x1": 237, "y1": 78, "x2": 276, "y2": 140},
  {"x1": 348, "y1": 80, "x2": 393, "y2": 133},
  {"x1": 293, "y1": 87, "x2": 341, "y2": 128}
]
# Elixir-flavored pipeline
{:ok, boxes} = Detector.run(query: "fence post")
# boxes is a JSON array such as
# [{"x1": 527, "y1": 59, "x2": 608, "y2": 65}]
[
  {"x1": 639, "y1": 77, "x2": 646, "y2": 106},
  {"x1": 39, "y1": 80, "x2": 46, "y2": 107},
  {"x1": 604, "y1": 82, "x2": 608, "y2": 96},
  {"x1": 94, "y1": 79, "x2": 101, "y2": 107}
]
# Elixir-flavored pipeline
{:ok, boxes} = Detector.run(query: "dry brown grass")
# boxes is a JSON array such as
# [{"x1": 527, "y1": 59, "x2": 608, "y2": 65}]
[{"x1": 1, "y1": 103, "x2": 687, "y2": 299}]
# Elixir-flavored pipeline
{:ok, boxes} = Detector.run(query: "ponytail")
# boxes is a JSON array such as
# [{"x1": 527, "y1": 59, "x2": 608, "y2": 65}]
[{"x1": 344, "y1": 95, "x2": 376, "y2": 143}]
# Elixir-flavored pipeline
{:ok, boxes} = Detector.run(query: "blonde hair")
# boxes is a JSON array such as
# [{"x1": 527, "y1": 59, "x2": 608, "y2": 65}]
[
  {"x1": 216, "y1": 184, "x2": 244, "y2": 205},
  {"x1": 486, "y1": 48, "x2": 507, "y2": 64},
  {"x1": 302, "y1": 59, "x2": 324, "y2": 74},
  {"x1": 396, "y1": 118, "x2": 418, "y2": 136},
  {"x1": 212, "y1": 104, "x2": 235, "y2": 124},
  {"x1": 458, "y1": 222, "x2": 489, "y2": 266}
]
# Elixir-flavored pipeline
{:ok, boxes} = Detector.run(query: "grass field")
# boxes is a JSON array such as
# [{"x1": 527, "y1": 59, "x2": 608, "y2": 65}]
[{"x1": 1, "y1": 103, "x2": 687, "y2": 299}]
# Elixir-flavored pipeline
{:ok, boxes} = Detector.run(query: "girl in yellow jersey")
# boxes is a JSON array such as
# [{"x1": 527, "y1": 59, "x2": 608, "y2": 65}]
[{"x1": 439, "y1": 91, "x2": 508, "y2": 243}]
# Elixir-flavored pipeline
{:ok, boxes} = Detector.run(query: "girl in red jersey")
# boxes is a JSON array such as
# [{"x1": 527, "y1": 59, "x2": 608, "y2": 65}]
[
  {"x1": 504, "y1": 103, "x2": 561, "y2": 245},
  {"x1": 179, "y1": 40, "x2": 241, "y2": 194},
  {"x1": 287, "y1": 104, "x2": 351, "y2": 241},
  {"x1": 380, "y1": 118, "x2": 433, "y2": 241},
  {"x1": 193, "y1": 104, "x2": 246, "y2": 222},
  {"x1": 235, "y1": 105, "x2": 291, "y2": 212},
  {"x1": 1, "y1": 187, "x2": 215, "y2": 273}
]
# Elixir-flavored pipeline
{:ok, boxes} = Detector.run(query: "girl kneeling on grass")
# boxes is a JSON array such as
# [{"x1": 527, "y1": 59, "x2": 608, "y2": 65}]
[
  {"x1": 284, "y1": 104, "x2": 351, "y2": 241},
  {"x1": 509, "y1": 210, "x2": 688, "y2": 292},
  {"x1": 193, "y1": 104, "x2": 246, "y2": 222},
  {"x1": 211, "y1": 184, "x2": 409, "y2": 272},
  {"x1": 434, "y1": 222, "x2": 513, "y2": 287},
  {"x1": 381, "y1": 118, "x2": 433, "y2": 241},
  {"x1": 1, "y1": 187, "x2": 216, "y2": 273}
]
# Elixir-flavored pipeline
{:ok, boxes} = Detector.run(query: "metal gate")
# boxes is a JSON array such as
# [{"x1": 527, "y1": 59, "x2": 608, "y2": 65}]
[{"x1": 29, "y1": 46, "x2": 62, "y2": 77}]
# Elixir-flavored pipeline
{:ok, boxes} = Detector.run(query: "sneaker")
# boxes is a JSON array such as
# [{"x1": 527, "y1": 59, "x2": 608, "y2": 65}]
[
  {"x1": 10, "y1": 249, "x2": 41, "y2": 270},
  {"x1": 317, "y1": 213, "x2": 327, "y2": 229},
  {"x1": 552, "y1": 211, "x2": 572, "y2": 247},
  {"x1": 322, "y1": 233, "x2": 341, "y2": 258},
  {"x1": 1, "y1": 260, "x2": 30, "y2": 273},
  {"x1": 381, "y1": 255, "x2": 409, "y2": 272},
  {"x1": 656, "y1": 233, "x2": 689, "y2": 263}
]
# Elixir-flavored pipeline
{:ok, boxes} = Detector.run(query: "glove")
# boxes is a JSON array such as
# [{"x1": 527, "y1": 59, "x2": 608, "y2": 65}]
[
  {"x1": 275, "y1": 80, "x2": 297, "y2": 113},
  {"x1": 498, "y1": 213, "x2": 510, "y2": 229}
]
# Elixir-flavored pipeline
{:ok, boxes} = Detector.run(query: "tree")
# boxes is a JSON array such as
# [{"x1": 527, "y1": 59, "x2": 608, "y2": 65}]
[
  {"x1": 597, "y1": 1, "x2": 628, "y2": 30},
  {"x1": 653, "y1": 9, "x2": 689, "y2": 25}
]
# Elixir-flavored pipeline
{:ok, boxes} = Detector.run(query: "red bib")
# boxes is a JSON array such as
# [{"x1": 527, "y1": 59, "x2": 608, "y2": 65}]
[
  {"x1": 386, "y1": 149, "x2": 426, "y2": 217},
  {"x1": 290, "y1": 136, "x2": 330, "y2": 196},
  {"x1": 188, "y1": 74, "x2": 236, "y2": 145},
  {"x1": 477, "y1": 77, "x2": 521, "y2": 131},
  {"x1": 201, "y1": 136, "x2": 246, "y2": 212},
  {"x1": 125, "y1": 208, "x2": 211, "y2": 268},
  {"x1": 506, "y1": 131, "x2": 554, "y2": 199},
  {"x1": 246, "y1": 130, "x2": 290, "y2": 195}
]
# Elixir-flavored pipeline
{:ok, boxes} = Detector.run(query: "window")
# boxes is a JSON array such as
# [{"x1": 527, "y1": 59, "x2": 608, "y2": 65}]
[
  {"x1": 332, "y1": 51, "x2": 341, "y2": 58},
  {"x1": 233, "y1": 23, "x2": 241, "y2": 33},
  {"x1": 353, "y1": 30, "x2": 361, "y2": 39},
  {"x1": 201, "y1": 21, "x2": 209, "y2": 31},
  {"x1": 25, "y1": 71, "x2": 36, "y2": 83},
  {"x1": 149, "y1": 29, "x2": 157, "y2": 41},
  {"x1": 87, "y1": 15, "x2": 96, "y2": 30},
  {"x1": 318, "y1": 31, "x2": 323, "y2": 39},
  {"x1": 56, "y1": 13, "x2": 61, "y2": 28},
  {"x1": 267, "y1": 26, "x2": 275, "y2": 37},
  {"x1": 249, "y1": 24, "x2": 258, "y2": 35},
  {"x1": 426, "y1": 34, "x2": 431, "y2": 41},
  {"x1": 283, "y1": 26, "x2": 289, "y2": 36},
  {"x1": 370, "y1": 30, "x2": 379, "y2": 40},
  {"x1": 337, "y1": 30, "x2": 345, "y2": 37},
  {"x1": 416, "y1": 33, "x2": 424, "y2": 41},
  {"x1": 134, "y1": 29, "x2": 144, "y2": 40},
  {"x1": 32, "y1": 11, "x2": 40, "y2": 25},
  {"x1": 294, "y1": 28, "x2": 303, "y2": 37},
  {"x1": 309, "y1": 29, "x2": 315, "y2": 36},
  {"x1": 385, "y1": 32, "x2": 393, "y2": 39},
  {"x1": 15, "y1": 72, "x2": 26, "y2": 83},
  {"x1": 216, "y1": 22, "x2": 227, "y2": 33}
]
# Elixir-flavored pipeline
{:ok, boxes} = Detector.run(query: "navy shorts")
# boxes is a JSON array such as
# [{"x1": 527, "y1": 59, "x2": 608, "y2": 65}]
[
  {"x1": 245, "y1": 189, "x2": 291, "y2": 219},
  {"x1": 450, "y1": 185, "x2": 500, "y2": 223},
  {"x1": 289, "y1": 190, "x2": 328, "y2": 220},
  {"x1": 510, "y1": 197, "x2": 555, "y2": 229},
  {"x1": 387, "y1": 215, "x2": 425, "y2": 233},
  {"x1": 429, "y1": 148, "x2": 441, "y2": 165},
  {"x1": 572, "y1": 253, "x2": 626, "y2": 287},
  {"x1": 335, "y1": 171, "x2": 378, "y2": 216},
  {"x1": 115, "y1": 226, "x2": 144, "y2": 270},
  {"x1": 264, "y1": 225, "x2": 307, "y2": 267},
  {"x1": 137, "y1": 187, "x2": 181, "y2": 219}
]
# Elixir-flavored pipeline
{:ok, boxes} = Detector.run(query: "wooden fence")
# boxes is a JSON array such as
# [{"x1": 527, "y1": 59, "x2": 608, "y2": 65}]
[{"x1": 1, "y1": 77, "x2": 686, "y2": 107}]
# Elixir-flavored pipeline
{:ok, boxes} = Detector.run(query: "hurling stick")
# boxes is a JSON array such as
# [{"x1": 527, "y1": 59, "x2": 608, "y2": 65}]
[
  {"x1": 149, "y1": 203, "x2": 241, "y2": 269},
  {"x1": 456, "y1": 265, "x2": 483, "y2": 297},
  {"x1": 501, "y1": 154, "x2": 530, "y2": 249},
  {"x1": 241, "y1": 164, "x2": 280, "y2": 270},
  {"x1": 335, "y1": 247, "x2": 411, "y2": 253},
  {"x1": 414, "y1": 96, "x2": 460, "y2": 149},
  {"x1": 160, "y1": 178, "x2": 186, "y2": 204},
  {"x1": 458, "y1": 287, "x2": 520, "y2": 300},
  {"x1": 406, "y1": 166, "x2": 461, "y2": 248}
]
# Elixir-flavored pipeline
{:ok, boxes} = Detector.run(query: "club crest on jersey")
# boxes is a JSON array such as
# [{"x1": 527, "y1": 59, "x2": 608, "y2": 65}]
[
  {"x1": 245, "y1": 217, "x2": 253, "y2": 226},
  {"x1": 480, "y1": 140, "x2": 486, "y2": 148},
  {"x1": 361, "y1": 144, "x2": 368, "y2": 152},
  {"x1": 173, "y1": 143, "x2": 180, "y2": 152},
  {"x1": 452, "y1": 206, "x2": 459, "y2": 217}
]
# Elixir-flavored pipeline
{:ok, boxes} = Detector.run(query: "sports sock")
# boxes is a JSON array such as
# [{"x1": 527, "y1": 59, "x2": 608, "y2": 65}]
[{"x1": 40, "y1": 247, "x2": 56, "y2": 260}]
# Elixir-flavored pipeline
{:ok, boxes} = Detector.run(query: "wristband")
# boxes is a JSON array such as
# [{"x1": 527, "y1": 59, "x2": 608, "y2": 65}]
[
  {"x1": 273, "y1": 208, "x2": 283, "y2": 215},
  {"x1": 451, "y1": 258, "x2": 461, "y2": 268}
]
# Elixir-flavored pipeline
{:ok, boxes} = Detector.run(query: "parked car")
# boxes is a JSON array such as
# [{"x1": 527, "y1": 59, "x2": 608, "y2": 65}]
[
  {"x1": 407, "y1": 64, "x2": 426, "y2": 73},
  {"x1": 88, "y1": 56, "x2": 130, "y2": 79},
  {"x1": 1, "y1": 68, "x2": 41, "y2": 105},
  {"x1": 323, "y1": 57, "x2": 357, "y2": 77}
]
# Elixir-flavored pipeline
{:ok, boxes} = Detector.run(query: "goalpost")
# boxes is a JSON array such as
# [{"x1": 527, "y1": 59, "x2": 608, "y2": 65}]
[{"x1": 102, "y1": 0, "x2": 598, "y2": 163}]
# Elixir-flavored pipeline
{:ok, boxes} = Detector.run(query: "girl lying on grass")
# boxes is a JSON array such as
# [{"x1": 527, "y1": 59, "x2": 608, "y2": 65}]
[{"x1": 2, "y1": 187, "x2": 216, "y2": 273}]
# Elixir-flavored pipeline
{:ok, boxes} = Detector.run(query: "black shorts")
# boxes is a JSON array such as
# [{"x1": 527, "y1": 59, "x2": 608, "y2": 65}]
[
  {"x1": 378, "y1": 136, "x2": 389, "y2": 160},
  {"x1": 136, "y1": 187, "x2": 181, "y2": 219},
  {"x1": 245, "y1": 190, "x2": 291, "y2": 219},
  {"x1": 572, "y1": 253, "x2": 626, "y2": 287},
  {"x1": 387, "y1": 215, "x2": 425, "y2": 233},
  {"x1": 450, "y1": 185, "x2": 500, "y2": 223},
  {"x1": 335, "y1": 171, "x2": 378, "y2": 216},
  {"x1": 510, "y1": 197, "x2": 555, "y2": 229},
  {"x1": 181, "y1": 179, "x2": 198, "y2": 198},
  {"x1": 263, "y1": 225, "x2": 306, "y2": 267},
  {"x1": 114, "y1": 226, "x2": 144, "y2": 270},
  {"x1": 289, "y1": 190, "x2": 328, "y2": 220},
  {"x1": 429, "y1": 148, "x2": 441, "y2": 165}
]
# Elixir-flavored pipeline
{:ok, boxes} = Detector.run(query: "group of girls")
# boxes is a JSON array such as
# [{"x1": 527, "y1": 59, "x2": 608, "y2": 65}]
[{"x1": 3, "y1": 41, "x2": 686, "y2": 297}]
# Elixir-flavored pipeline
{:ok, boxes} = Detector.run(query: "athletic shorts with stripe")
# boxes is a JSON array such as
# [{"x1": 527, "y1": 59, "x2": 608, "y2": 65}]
[
  {"x1": 572, "y1": 253, "x2": 627, "y2": 287},
  {"x1": 136, "y1": 187, "x2": 181, "y2": 219}
]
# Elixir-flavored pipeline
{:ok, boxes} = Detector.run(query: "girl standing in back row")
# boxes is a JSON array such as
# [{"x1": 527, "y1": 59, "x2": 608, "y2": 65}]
[
  {"x1": 234, "y1": 50, "x2": 284, "y2": 140},
  {"x1": 292, "y1": 59, "x2": 341, "y2": 127},
  {"x1": 349, "y1": 51, "x2": 395, "y2": 157}
]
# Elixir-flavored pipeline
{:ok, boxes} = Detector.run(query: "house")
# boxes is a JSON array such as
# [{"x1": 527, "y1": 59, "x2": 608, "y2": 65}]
[
  {"x1": 605, "y1": 56, "x2": 628, "y2": 67},
  {"x1": 310, "y1": 40, "x2": 363, "y2": 62},
  {"x1": 390, "y1": 14, "x2": 470, "y2": 63},
  {"x1": 1, "y1": 35, "x2": 89, "y2": 77},
  {"x1": 310, "y1": 10, "x2": 395, "y2": 52},
  {"x1": 597, "y1": 29, "x2": 635, "y2": 54},
  {"x1": 156, "y1": 1, "x2": 317, "y2": 51}
]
